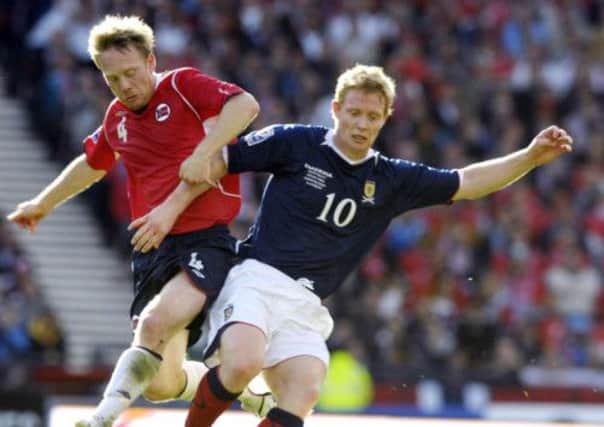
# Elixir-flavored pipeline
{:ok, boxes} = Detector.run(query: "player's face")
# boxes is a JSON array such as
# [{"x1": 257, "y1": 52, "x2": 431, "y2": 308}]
[
  {"x1": 97, "y1": 46, "x2": 156, "y2": 111},
  {"x1": 332, "y1": 89, "x2": 388, "y2": 160}
]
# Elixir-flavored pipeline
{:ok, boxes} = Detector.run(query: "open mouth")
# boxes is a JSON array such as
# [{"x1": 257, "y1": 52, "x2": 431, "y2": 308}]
[{"x1": 352, "y1": 135, "x2": 368, "y2": 143}]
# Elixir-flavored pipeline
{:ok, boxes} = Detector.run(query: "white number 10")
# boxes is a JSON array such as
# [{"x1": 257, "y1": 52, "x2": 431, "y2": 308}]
[{"x1": 316, "y1": 193, "x2": 357, "y2": 227}]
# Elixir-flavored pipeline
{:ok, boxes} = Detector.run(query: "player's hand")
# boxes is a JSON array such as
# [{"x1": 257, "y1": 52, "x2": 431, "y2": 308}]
[
  {"x1": 128, "y1": 203, "x2": 179, "y2": 253},
  {"x1": 527, "y1": 125, "x2": 573, "y2": 167},
  {"x1": 6, "y1": 200, "x2": 50, "y2": 232},
  {"x1": 179, "y1": 152, "x2": 217, "y2": 186}
]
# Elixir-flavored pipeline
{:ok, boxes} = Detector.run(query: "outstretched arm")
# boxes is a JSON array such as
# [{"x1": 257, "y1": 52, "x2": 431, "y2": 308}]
[
  {"x1": 452, "y1": 126, "x2": 573, "y2": 201},
  {"x1": 130, "y1": 152, "x2": 228, "y2": 252},
  {"x1": 7, "y1": 154, "x2": 106, "y2": 231},
  {"x1": 180, "y1": 91, "x2": 259, "y2": 184}
]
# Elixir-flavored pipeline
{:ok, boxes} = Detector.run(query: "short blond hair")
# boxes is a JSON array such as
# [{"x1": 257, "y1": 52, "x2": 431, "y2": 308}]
[
  {"x1": 88, "y1": 15, "x2": 155, "y2": 68},
  {"x1": 334, "y1": 64, "x2": 396, "y2": 117}
]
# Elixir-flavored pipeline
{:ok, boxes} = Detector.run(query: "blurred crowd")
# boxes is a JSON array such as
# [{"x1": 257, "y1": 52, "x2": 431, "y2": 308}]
[
  {"x1": 1, "y1": 0, "x2": 603, "y2": 395},
  {"x1": 0, "y1": 216, "x2": 64, "y2": 390}
]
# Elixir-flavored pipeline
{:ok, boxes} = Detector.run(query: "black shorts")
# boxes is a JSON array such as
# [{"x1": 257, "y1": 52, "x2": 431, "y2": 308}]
[{"x1": 130, "y1": 224, "x2": 237, "y2": 347}]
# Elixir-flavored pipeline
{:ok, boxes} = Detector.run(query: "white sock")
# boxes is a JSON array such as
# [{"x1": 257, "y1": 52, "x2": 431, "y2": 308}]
[
  {"x1": 177, "y1": 360, "x2": 208, "y2": 401},
  {"x1": 91, "y1": 346, "x2": 162, "y2": 424}
]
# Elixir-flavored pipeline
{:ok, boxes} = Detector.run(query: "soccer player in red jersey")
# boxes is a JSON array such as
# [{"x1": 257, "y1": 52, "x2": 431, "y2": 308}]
[{"x1": 7, "y1": 15, "x2": 271, "y2": 427}]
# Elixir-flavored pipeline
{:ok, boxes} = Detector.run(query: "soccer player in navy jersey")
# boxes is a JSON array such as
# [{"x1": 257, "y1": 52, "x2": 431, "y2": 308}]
[
  {"x1": 7, "y1": 15, "x2": 274, "y2": 427},
  {"x1": 132, "y1": 64, "x2": 574, "y2": 427}
]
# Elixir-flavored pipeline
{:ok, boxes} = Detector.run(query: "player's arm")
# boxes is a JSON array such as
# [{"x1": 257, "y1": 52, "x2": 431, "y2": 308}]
[
  {"x1": 130, "y1": 124, "x2": 296, "y2": 252},
  {"x1": 180, "y1": 91, "x2": 259, "y2": 184},
  {"x1": 7, "y1": 154, "x2": 106, "y2": 232},
  {"x1": 130, "y1": 152, "x2": 228, "y2": 252},
  {"x1": 452, "y1": 125, "x2": 573, "y2": 201}
]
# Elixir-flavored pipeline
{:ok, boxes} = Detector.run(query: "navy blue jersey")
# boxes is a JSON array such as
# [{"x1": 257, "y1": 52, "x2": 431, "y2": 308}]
[{"x1": 227, "y1": 124, "x2": 460, "y2": 299}]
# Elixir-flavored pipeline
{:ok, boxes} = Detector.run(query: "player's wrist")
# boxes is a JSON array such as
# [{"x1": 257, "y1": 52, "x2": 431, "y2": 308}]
[{"x1": 32, "y1": 196, "x2": 53, "y2": 215}]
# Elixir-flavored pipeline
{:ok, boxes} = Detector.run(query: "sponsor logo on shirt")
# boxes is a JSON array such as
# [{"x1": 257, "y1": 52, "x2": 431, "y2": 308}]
[
  {"x1": 303, "y1": 163, "x2": 332, "y2": 190},
  {"x1": 224, "y1": 304, "x2": 234, "y2": 321},
  {"x1": 155, "y1": 103, "x2": 171, "y2": 122}
]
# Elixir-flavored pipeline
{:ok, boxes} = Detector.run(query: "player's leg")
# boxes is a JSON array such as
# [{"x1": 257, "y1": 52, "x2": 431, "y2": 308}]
[
  {"x1": 186, "y1": 322, "x2": 266, "y2": 427},
  {"x1": 253, "y1": 295, "x2": 332, "y2": 427},
  {"x1": 142, "y1": 328, "x2": 189, "y2": 401},
  {"x1": 259, "y1": 356, "x2": 326, "y2": 427},
  {"x1": 78, "y1": 272, "x2": 206, "y2": 427},
  {"x1": 143, "y1": 326, "x2": 276, "y2": 417}
]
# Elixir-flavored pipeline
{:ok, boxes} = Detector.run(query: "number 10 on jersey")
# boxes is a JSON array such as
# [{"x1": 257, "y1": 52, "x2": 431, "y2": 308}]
[{"x1": 316, "y1": 193, "x2": 357, "y2": 227}]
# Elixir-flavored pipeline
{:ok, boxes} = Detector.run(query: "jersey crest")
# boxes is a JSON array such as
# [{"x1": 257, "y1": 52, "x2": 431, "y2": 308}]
[
  {"x1": 362, "y1": 180, "x2": 376, "y2": 204},
  {"x1": 155, "y1": 103, "x2": 171, "y2": 122}
]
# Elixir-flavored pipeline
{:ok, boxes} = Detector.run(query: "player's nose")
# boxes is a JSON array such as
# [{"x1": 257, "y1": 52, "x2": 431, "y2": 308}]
[
  {"x1": 355, "y1": 115, "x2": 369, "y2": 130},
  {"x1": 116, "y1": 77, "x2": 132, "y2": 93}
]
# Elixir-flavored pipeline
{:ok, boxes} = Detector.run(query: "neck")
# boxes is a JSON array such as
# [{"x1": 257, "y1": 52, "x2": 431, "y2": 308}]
[{"x1": 332, "y1": 133, "x2": 368, "y2": 161}]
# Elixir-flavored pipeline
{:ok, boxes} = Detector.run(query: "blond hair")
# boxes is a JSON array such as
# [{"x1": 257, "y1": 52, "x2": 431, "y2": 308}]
[
  {"x1": 88, "y1": 15, "x2": 155, "y2": 67},
  {"x1": 334, "y1": 64, "x2": 396, "y2": 116}
]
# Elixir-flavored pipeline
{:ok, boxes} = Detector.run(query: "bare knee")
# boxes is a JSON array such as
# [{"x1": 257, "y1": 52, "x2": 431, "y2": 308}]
[
  {"x1": 136, "y1": 312, "x2": 170, "y2": 350},
  {"x1": 282, "y1": 379, "x2": 322, "y2": 408},
  {"x1": 265, "y1": 358, "x2": 326, "y2": 417},
  {"x1": 221, "y1": 355, "x2": 264, "y2": 389},
  {"x1": 219, "y1": 325, "x2": 266, "y2": 391}
]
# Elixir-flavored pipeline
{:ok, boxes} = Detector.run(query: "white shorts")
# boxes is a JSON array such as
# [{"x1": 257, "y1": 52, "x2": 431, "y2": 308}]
[{"x1": 203, "y1": 259, "x2": 334, "y2": 368}]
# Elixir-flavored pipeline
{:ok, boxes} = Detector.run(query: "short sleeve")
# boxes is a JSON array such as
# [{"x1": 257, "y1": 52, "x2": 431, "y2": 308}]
[
  {"x1": 390, "y1": 159, "x2": 460, "y2": 213},
  {"x1": 83, "y1": 126, "x2": 116, "y2": 171},
  {"x1": 174, "y1": 68, "x2": 243, "y2": 121},
  {"x1": 227, "y1": 124, "x2": 301, "y2": 174}
]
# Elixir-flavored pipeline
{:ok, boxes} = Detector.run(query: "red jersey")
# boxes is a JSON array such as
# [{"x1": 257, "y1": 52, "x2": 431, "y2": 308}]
[{"x1": 83, "y1": 68, "x2": 243, "y2": 234}]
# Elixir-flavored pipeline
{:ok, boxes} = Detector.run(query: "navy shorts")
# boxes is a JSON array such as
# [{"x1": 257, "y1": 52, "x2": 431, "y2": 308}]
[{"x1": 130, "y1": 224, "x2": 237, "y2": 347}]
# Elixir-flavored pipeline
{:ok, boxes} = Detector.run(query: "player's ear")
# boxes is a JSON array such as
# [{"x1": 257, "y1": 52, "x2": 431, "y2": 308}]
[
  {"x1": 147, "y1": 53, "x2": 157, "y2": 70},
  {"x1": 331, "y1": 99, "x2": 340, "y2": 113}
]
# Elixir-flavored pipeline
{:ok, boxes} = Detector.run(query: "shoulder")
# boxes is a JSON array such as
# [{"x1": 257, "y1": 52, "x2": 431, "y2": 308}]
[
  {"x1": 243, "y1": 124, "x2": 328, "y2": 146},
  {"x1": 273, "y1": 124, "x2": 330, "y2": 144},
  {"x1": 159, "y1": 67, "x2": 199, "y2": 89},
  {"x1": 103, "y1": 98, "x2": 124, "y2": 126},
  {"x1": 160, "y1": 67, "x2": 224, "y2": 92},
  {"x1": 374, "y1": 153, "x2": 426, "y2": 176}
]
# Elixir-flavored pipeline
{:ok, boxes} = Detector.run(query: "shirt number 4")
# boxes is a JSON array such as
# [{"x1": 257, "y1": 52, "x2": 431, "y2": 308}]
[{"x1": 117, "y1": 116, "x2": 128, "y2": 143}]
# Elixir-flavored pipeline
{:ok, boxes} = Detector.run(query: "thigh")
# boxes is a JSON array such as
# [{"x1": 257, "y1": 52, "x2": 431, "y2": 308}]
[
  {"x1": 202, "y1": 268, "x2": 273, "y2": 366},
  {"x1": 130, "y1": 231, "x2": 236, "y2": 347},
  {"x1": 133, "y1": 271, "x2": 207, "y2": 346}
]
